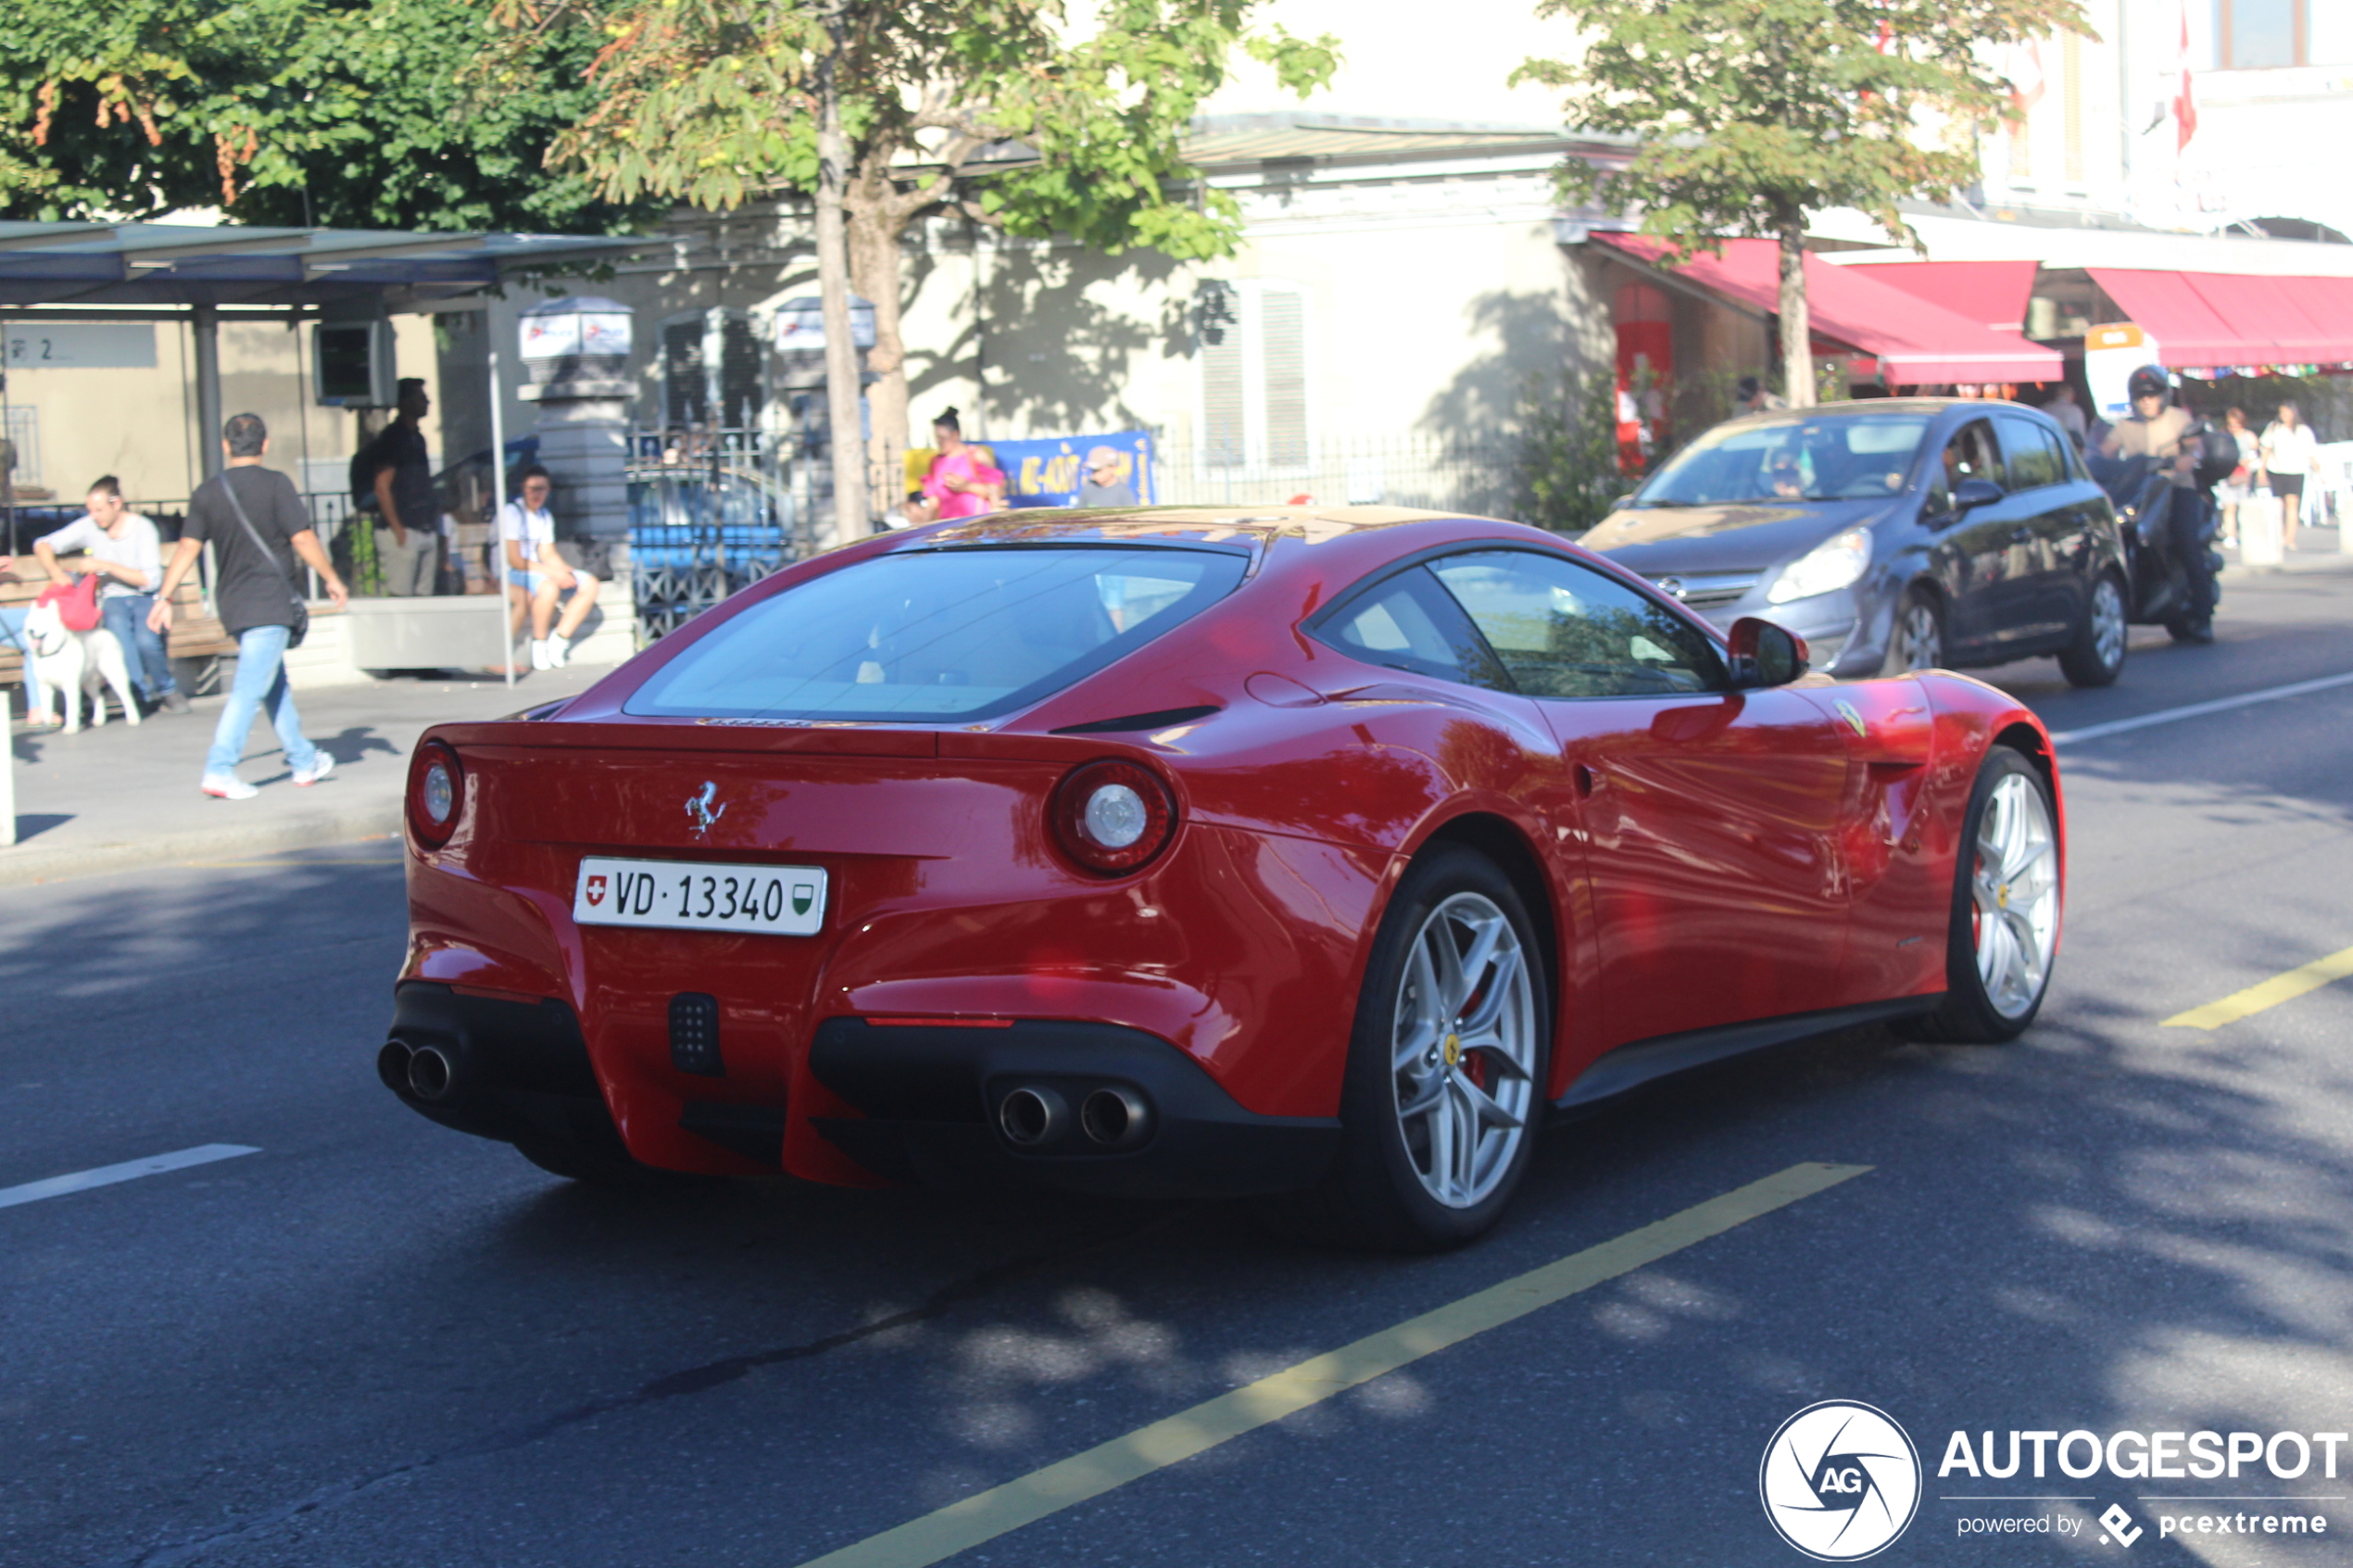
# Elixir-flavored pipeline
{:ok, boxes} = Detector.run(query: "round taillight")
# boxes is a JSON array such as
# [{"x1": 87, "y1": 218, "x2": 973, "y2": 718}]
[
  {"x1": 1051, "y1": 760, "x2": 1176, "y2": 874},
  {"x1": 409, "y1": 742, "x2": 464, "y2": 847}
]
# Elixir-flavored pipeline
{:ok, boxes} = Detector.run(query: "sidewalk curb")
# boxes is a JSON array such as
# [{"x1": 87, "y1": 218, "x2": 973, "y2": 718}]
[{"x1": 0, "y1": 803, "x2": 400, "y2": 887}]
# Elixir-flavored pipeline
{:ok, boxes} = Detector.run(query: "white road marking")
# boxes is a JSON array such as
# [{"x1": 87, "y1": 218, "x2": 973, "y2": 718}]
[
  {"x1": 2049, "y1": 671, "x2": 2353, "y2": 746},
  {"x1": 0, "y1": 1144, "x2": 259, "y2": 1210}
]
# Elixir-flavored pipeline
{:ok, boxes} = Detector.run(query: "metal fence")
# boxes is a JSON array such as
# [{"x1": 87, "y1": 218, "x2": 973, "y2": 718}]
[{"x1": 626, "y1": 425, "x2": 803, "y2": 639}]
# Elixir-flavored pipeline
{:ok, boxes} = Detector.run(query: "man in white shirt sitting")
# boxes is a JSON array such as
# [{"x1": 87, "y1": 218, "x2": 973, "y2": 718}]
[
  {"x1": 497, "y1": 465, "x2": 600, "y2": 670},
  {"x1": 21, "y1": 476, "x2": 188, "y2": 714}
]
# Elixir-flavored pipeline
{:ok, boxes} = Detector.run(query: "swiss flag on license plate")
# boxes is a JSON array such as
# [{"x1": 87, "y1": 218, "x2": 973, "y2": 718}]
[{"x1": 585, "y1": 874, "x2": 608, "y2": 907}]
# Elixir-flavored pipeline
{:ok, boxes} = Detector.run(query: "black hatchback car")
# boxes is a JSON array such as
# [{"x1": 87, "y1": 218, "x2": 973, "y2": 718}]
[{"x1": 1583, "y1": 399, "x2": 2131, "y2": 686}]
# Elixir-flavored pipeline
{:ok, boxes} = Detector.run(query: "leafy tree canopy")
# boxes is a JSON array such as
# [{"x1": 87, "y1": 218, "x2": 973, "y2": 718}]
[
  {"x1": 489, "y1": 0, "x2": 1339, "y2": 470},
  {"x1": 0, "y1": 0, "x2": 659, "y2": 232},
  {"x1": 1516, "y1": 0, "x2": 2088, "y2": 402}
]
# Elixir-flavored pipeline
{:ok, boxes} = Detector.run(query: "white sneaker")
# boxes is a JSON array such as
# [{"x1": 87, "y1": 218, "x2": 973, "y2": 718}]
[
  {"x1": 548, "y1": 635, "x2": 573, "y2": 668},
  {"x1": 201, "y1": 773, "x2": 258, "y2": 800},
  {"x1": 294, "y1": 750, "x2": 335, "y2": 786},
  {"x1": 530, "y1": 639, "x2": 550, "y2": 671}
]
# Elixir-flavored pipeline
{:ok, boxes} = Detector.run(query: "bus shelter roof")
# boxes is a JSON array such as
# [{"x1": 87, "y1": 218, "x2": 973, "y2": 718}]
[{"x1": 0, "y1": 221, "x2": 644, "y2": 313}]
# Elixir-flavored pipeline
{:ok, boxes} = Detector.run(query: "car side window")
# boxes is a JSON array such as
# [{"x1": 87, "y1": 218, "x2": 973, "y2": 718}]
[
  {"x1": 1996, "y1": 416, "x2": 2063, "y2": 491},
  {"x1": 1428, "y1": 550, "x2": 1729, "y2": 698},
  {"x1": 1317, "y1": 567, "x2": 1512, "y2": 689},
  {"x1": 1938, "y1": 420, "x2": 2004, "y2": 501}
]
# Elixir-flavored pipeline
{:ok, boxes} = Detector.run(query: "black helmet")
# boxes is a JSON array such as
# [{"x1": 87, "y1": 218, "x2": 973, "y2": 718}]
[{"x1": 2127, "y1": 364, "x2": 2171, "y2": 403}]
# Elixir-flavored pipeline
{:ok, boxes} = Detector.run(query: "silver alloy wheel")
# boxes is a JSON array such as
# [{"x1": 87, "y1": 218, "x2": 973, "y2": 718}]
[
  {"x1": 1895, "y1": 596, "x2": 1942, "y2": 671},
  {"x1": 2089, "y1": 578, "x2": 2127, "y2": 671},
  {"x1": 1970, "y1": 773, "x2": 2060, "y2": 1020},
  {"x1": 1390, "y1": 891, "x2": 1539, "y2": 1209}
]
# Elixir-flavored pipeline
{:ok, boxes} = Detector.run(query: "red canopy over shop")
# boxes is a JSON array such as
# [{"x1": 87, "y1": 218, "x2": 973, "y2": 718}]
[
  {"x1": 1595, "y1": 235, "x2": 2062, "y2": 385},
  {"x1": 2086, "y1": 269, "x2": 2353, "y2": 367}
]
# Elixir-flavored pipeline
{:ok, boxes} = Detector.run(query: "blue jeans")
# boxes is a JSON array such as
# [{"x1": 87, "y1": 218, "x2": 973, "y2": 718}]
[
  {"x1": 0, "y1": 606, "x2": 47, "y2": 715},
  {"x1": 101, "y1": 593, "x2": 177, "y2": 703},
  {"x1": 206, "y1": 624, "x2": 318, "y2": 779}
]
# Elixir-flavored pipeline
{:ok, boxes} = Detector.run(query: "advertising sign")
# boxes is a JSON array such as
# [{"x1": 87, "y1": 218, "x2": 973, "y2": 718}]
[
  {"x1": 985, "y1": 432, "x2": 1155, "y2": 508},
  {"x1": 3, "y1": 323, "x2": 157, "y2": 370},
  {"x1": 2085, "y1": 322, "x2": 2159, "y2": 419}
]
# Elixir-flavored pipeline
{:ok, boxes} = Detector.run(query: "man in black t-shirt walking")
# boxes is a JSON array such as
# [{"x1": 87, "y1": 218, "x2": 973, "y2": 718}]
[{"x1": 149, "y1": 413, "x2": 350, "y2": 800}]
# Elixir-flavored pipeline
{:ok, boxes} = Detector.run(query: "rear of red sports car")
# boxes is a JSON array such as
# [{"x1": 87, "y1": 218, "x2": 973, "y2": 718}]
[
  {"x1": 382, "y1": 506, "x2": 2062, "y2": 1246},
  {"x1": 385, "y1": 515, "x2": 1424, "y2": 1198}
]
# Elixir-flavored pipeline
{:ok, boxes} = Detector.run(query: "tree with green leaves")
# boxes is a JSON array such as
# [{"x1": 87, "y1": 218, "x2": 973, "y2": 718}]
[
  {"x1": 0, "y1": 0, "x2": 654, "y2": 233},
  {"x1": 489, "y1": 0, "x2": 1337, "y2": 527},
  {"x1": 1516, "y1": 0, "x2": 2088, "y2": 406}
]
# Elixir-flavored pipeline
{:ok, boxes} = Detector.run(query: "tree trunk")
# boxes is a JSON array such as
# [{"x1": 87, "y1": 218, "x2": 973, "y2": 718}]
[
  {"x1": 1775, "y1": 209, "x2": 1816, "y2": 409},
  {"x1": 847, "y1": 190, "x2": 909, "y2": 519},
  {"x1": 812, "y1": 20, "x2": 868, "y2": 541}
]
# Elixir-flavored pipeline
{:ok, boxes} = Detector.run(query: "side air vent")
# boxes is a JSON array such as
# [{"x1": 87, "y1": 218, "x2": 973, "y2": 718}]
[{"x1": 1051, "y1": 705, "x2": 1221, "y2": 734}]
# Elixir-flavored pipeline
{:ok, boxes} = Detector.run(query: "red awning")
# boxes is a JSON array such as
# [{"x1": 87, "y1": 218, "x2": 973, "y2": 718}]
[
  {"x1": 1839, "y1": 261, "x2": 2039, "y2": 334},
  {"x1": 2086, "y1": 269, "x2": 2353, "y2": 367},
  {"x1": 1596, "y1": 235, "x2": 2063, "y2": 385}
]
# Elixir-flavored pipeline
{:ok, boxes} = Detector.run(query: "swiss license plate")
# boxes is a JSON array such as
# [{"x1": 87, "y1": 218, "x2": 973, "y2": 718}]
[{"x1": 573, "y1": 857, "x2": 828, "y2": 935}]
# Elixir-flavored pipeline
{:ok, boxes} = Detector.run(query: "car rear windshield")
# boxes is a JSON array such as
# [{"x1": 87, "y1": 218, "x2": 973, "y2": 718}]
[
  {"x1": 623, "y1": 545, "x2": 1248, "y2": 722},
  {"x1": 1634, "y1": 414, "x2": 1933, "y2": 506}
]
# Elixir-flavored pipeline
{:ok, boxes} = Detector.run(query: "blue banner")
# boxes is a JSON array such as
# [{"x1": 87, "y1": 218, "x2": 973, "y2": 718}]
[{"x1": 985, "y1": 432, "x2": 1156, "y2": 508}]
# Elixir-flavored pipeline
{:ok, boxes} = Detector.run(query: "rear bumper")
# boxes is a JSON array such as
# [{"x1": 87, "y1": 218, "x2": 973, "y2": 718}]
[
  {"x1": 381, "y1": 982, "x2": 635, "y2": 1161},
  {"x1": 380, "y1": 985, "x2": 1340, "y2": 1199},
  {"x1": 808, "y1": 1018, "x2": 1340, "y2": 1199}
]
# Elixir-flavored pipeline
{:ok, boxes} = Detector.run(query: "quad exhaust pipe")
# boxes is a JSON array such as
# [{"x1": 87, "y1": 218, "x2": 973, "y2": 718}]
[
  {"x1": 997, "y1": 1084, "x2": 1152, "y2": 1150},
  {"x1": 997, "y1": 1085, "x2": 1067, "y2": 1147},
  {"x1": 378, "y1": 1037, "x2": 462, "y2": 1104}
]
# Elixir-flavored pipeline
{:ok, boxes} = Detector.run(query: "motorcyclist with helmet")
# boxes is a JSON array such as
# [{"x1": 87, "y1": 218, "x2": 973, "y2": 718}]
[{"x1": 2101, "y1": 364, "x2": 2218, "y2": 644}]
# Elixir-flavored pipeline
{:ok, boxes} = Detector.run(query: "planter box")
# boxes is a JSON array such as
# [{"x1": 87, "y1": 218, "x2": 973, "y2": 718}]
[{"x1": 344, "y1": 595, "x2": 517, "y2": 671}]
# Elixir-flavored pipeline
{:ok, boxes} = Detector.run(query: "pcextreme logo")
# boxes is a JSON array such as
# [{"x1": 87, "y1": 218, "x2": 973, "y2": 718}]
[{"x1": 1761, "y1": 1400, "x2": 1924, "y2": 1561}]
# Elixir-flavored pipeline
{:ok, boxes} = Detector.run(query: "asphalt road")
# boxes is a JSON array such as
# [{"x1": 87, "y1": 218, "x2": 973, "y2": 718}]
[{"x1": 9, "y1": 571, "x2": 2353, "y2": 1568}]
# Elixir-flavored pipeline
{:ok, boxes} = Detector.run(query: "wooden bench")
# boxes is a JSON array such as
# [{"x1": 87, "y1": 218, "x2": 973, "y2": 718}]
[{"x1": 0, "y1": 566, "x2": 239, "y2": 692}]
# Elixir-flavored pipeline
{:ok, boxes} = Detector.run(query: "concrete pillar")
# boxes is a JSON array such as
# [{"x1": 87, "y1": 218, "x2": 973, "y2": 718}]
[
  {"x1": 192, "y1": 303, "x2": 222, "y2": 482},
  {"x1": 534, "y1": 394, "x2": 632, "y2": 546}
]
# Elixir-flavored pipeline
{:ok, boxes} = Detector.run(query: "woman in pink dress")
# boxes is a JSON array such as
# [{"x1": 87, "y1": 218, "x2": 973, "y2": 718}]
[{"x1": 919, "y1": 408, "x2": 1004, "y2": 520}]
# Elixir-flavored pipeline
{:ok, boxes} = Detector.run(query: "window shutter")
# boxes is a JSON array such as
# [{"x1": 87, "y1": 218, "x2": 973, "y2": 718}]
[
  {"x1": 1260, "y1": 290, "x2": 1308, "y2": 468},
  {"x1": 719, "y1": 316, "x2": 764, "y2": 429},
  {"x1": 1202, "y1": 334, "x2": 1247, "y2": 470},
  {"x1": 663, "y1": 320, "x2": 707, "y2": 427}
]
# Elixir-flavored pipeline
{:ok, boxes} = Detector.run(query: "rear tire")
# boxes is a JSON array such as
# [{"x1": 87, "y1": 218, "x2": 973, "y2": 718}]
[
  {"x1": 1259, "y1": 846, "x2": 1551, "y2": 1251},
  {"x1": 2057, "y1": 573, "x2": 2128, "y2": 687},
  {"x1": 1881, "y1": 586, "x2": 1944, "y2": 675},
  {"x1": 1901, "y1": 747, "x2": 2060, "y2": 1044}
]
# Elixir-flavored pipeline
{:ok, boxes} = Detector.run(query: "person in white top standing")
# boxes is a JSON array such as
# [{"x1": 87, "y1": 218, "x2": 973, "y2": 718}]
[
  {"x1": 497, "y1": 465, "x2": 601, "y2": 670},
  {"x1": 2259, "y1": 401, "x2": 2321, "y2": 554},
  {"x1": 19, "y1": 476, "x2": 187, "y2": 714}
]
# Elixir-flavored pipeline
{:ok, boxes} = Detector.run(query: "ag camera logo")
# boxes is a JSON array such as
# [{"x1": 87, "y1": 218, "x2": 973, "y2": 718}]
[{"x1": 1761, "y1": 1400, "x2": 1923, "y2": 1560}]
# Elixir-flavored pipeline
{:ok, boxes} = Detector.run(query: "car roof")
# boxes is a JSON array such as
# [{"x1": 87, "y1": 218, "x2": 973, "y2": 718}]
[
  {"x1": 896, "y1": 504, "x2": 1487, "y2": 552},
  {"x1": 1718, "y1": 396, "x2": 2049, "y2": 426}
]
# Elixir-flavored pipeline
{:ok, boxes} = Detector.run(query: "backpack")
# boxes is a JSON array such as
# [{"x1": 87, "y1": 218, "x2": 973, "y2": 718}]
[
  {"x1": 349, "y1": 431, "x2": 386, "y2": 511},
  {"x1": 36, "y1": 573, "x2": 103, "y2": 632}
]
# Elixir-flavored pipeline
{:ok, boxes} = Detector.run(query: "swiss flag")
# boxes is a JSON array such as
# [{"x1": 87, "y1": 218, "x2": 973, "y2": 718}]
[{"x1": 586, "y1": 874, "x2": 607, "y2": 907}]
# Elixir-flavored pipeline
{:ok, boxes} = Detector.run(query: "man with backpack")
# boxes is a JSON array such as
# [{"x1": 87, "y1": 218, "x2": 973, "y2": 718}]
[
  {"x1": 147, "y1": 414, "x2": 350, "y2": 799},
  {"x1": 357, "y1": 377, "x2": 440, "y2": 596}
]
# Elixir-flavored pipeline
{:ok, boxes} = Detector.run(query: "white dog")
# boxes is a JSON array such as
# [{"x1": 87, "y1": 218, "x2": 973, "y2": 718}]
[{"x1": 24, "y1": 600, "x2": 143, "y2": 734}]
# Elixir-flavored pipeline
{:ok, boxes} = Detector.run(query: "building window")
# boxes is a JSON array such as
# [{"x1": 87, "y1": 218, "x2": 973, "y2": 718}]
[
  {"x1": 1195, "y1": 280, "x2": 1313, "y2": 471},
  {"x1": 2217, "y1": 0, "x2": 2306, "y2": 69},
  {"x1": 661, "y1": 308, "x2": 765, "y2": 431}
]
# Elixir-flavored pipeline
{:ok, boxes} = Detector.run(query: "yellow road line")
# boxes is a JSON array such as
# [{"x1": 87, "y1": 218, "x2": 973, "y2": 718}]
[
  {"x1": 792, "y1": 1160, "x2": 1872, "y2": 1568},
  {"x1": 2163, "y1": 944, "x2": 2353, "y2": 1030}
]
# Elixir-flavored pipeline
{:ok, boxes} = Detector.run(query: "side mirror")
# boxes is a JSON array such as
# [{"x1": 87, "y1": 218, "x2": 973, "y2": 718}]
[
  {"x1": 1953, "y1": 476, "x2": 2004, "y2": 510},
  {"x1": 1727, "y1": 617, "x2": 1809, "y2": 689}
]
